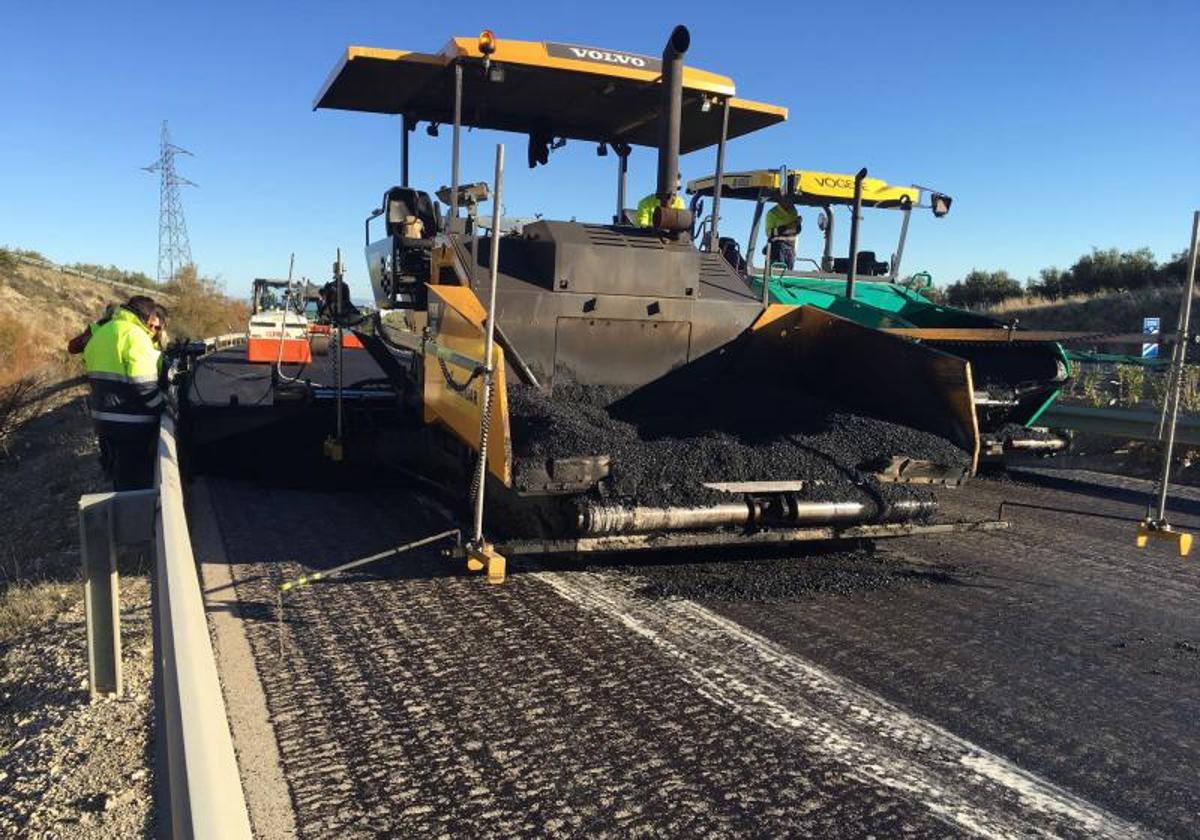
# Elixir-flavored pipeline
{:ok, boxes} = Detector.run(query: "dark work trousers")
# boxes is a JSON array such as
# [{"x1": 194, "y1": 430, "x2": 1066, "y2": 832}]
[
  {"x1": 96, "y1": 422, "x2": 159, "y2": 491},
  {"x1": 769, "y1": 239, "x2": 796, "y2": 271}
]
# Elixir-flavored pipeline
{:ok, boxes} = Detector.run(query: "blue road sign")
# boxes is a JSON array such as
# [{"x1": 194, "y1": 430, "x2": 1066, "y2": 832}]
[{"x1": 1144, "y1": 316, "x2": 1161, "y2": 335}]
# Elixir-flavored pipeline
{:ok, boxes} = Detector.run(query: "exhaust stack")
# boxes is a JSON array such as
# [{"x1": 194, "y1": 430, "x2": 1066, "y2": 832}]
[{"x1": 655, "y1": 25, "x2": 690, "y2": 215}]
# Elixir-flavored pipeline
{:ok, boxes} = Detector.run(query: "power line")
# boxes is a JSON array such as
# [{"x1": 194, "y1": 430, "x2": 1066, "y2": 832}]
[{"x1": 142, "y1": 120, "x2": 196, "y2": 283}]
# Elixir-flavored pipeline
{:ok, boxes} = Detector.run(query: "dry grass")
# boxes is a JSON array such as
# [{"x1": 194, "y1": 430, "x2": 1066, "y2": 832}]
[
  {"x1": 987, "y1": 285, "x2": 1186, "y2": 333},
  {"x1": 0, "y1": 581, "x2": 77, "y2": 643},
  {"x1": 988, "y1": 290, "x2": 1110, "y2": 314},
  {"x1": 0, "y1": 311, "x2": 47, "y2": 386}
]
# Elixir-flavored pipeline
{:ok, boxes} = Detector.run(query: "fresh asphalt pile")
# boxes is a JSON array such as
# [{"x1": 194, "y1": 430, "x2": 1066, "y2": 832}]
[
  {"x1": 995, "y1": 421, "x2": 1060, "y2": 442},
  {"x1": 508, "y1": 382, "x2": 967, "y2": 511}
]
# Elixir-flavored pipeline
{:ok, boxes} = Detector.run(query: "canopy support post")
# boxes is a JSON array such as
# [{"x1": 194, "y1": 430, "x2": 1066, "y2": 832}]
[
  {"x1": 747, "y1": 196, "x2": 765, "y2": 274},
  {"x1": 845, "y1": 167, "x2": 867, "y2": 300},
  {"x1": 449, "y1": 62, "x2": 463, "y2": 227},
  {"x1": 615, "y1": 146, "x2": 629, "y2": 224},
  {"x1": 401, "y1": 114, "x2": 412, "y2": 187},
  {"x1": 708, "y1": 97, "x2": 730, "y2": 251},
  {"x1": 893, "y1": 203, "x2": 912, "y2": 280}
]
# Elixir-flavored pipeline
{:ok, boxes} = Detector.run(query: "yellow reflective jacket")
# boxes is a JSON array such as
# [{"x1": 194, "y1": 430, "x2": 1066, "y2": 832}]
[
  {"x1": 635, "y1": 193, "x2": 685, "y2": 227},
  {"x1": 766, "y1": 204, "x2": 800, "y2": 239},
  {"x1": 83, "y1": 306, "x2": 163, "y2": 426}
]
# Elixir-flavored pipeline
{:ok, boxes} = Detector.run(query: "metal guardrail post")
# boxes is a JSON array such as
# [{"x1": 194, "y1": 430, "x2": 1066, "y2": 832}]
[
  {"x1": 78, "y1": 488, "x2": 158, "y2": 698},
  {"x1": 79, "y1": 495, "x2": 123, "y2": 697},
  {"x1": 154, "y1": 414, "x2": 252, "y2": 839}
]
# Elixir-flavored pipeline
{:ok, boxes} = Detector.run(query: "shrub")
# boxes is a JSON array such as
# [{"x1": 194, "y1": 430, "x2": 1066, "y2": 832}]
[
  {"x1": 1080, "y1": 371, "x2": 1105, "y2": 407},
  {"x1": 0, "y1": 376, "x2": 43, "y2": 455},
  {"x1": 68, "y1": 262, "x2": 158, "y2": 289},
  {"x1": 944, "y1": 270, "x2": 1023, "y2": 308},
  {"x1": 1115, "y1": 364, "x2": 1145, "y2": 406},
  {"x1": 163, "y1": 265, "x2": 248, "y2": 341}
]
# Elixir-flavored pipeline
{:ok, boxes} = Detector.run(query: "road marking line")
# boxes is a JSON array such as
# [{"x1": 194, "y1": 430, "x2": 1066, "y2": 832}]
[{"x1": 533, "y1": 570, "x2": 1152, "y2": 840}]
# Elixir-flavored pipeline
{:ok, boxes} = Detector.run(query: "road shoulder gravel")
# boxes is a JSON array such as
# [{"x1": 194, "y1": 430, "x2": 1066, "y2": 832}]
[{"x1": 0, "y1": 577, "x2": 154, "y2": 837}]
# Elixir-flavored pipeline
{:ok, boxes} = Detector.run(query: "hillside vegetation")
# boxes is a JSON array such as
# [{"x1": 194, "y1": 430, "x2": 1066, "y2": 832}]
[
  {"x1": 0, "y1": 249, "x2": 247, "y2": 388},
  {"x1": 940, "y1": 246, "x2": 1192, "y2": 310},
  {"x1": 0, "y1": 245, "x2": 249, "y2": 450},
  {"x1": 989, "y1": 285, "x2": 1188, "y2": 335}
]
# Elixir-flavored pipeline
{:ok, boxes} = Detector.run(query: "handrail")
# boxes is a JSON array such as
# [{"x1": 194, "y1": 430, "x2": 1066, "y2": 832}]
[{"x1": 154, "y1": 413, "x2": 252, "y2": 839}]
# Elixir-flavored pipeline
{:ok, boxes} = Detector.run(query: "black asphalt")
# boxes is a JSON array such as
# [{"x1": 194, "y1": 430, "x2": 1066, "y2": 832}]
[{"x1": 198, "y1": 471, "x2": 1200, "y2": 838}]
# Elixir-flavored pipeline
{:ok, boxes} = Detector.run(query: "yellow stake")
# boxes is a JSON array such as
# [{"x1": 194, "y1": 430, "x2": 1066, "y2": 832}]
[{"x1": 1136, "y1": 522, "x2": 1193, "y2": 557}]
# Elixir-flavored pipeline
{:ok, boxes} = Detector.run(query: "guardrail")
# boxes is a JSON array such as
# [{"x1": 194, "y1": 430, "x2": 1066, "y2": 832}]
[
  {"x1": 201, "y1": 333, "x2": 247, "y2": 352},
  {"x1": 78, "y1": 336, "x2": 253, "y2": 838},
  {"x1": 1041, "y1": 404, "x2": 1200, "y2": 446},
  {"x1": 154, "y1": 413, "x2": 252, "y2": 839},
  {"x1": 12, "y1": 253, "x2": 177, "y2": 302}
]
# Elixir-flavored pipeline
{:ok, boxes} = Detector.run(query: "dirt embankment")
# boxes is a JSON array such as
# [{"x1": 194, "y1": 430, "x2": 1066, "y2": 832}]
[
  {"x1": 988, "y1": 285, "x2": 1187, "y2": 336},
  {"x1": 0, "y1": 257, "x2": 121, "y2": 376},
  {"x1": 0, "y1": 253, "x2": 160, "y2": 835}
]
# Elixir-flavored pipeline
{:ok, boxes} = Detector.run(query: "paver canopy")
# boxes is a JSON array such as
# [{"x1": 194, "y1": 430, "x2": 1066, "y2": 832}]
[{"x1": 314, "y1": 37, "x2": 786, "y2": 153}]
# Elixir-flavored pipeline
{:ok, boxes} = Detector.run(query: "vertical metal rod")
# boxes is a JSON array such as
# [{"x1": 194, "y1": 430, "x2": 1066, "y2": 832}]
[
  {"x1": 334, "y1": 249, "x2": 344, "y2": 443},
  {"x1": 470, "y1": 209, "x2": 480, "y2": 291},
  {"x1": 472, "y1": 144, "x2": 504, "y2": 544},
  {"x1": 760, "y1": 255, "x2": 771, "y2": 308},
  {"x1": 401, "y1": 114, "x2": 411, "y2": 187},
  {"x1": 760, "y1": 165, "x2": 786, "y2": 307},
  {"x1": 747, "y1": 197, "x2": 765, "y2": 273},
  {"x1": 708, "y1": 97, "x2": 730, "y2": 250},
  {"x1": 449, "y1": 63, "x2": 463, "y2": 226},
  {"x1": 846, "y1": 167, "x2": 867, "y2": 300},
  {"x1": 616, "y1": 149, "x2": 629, "y2": 223},
  {"x1": 1154, "y1": 210, "x2": 1200, "y2": 523},
  {"x1": 1158, "y1": 271, "x2": 1190, "y2": 439},
  {"x1": 1156, "y1": 338, "x2": 1183, "y2": 440},
  {"x1": 893, "y1": 204, "x2": 912, "y2": 279}
]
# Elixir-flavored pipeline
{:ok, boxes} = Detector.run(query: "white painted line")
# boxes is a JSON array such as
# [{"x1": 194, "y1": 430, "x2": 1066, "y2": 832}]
[{"x1": 533, "y1": 570, "x2": 1153, "y2": 840}]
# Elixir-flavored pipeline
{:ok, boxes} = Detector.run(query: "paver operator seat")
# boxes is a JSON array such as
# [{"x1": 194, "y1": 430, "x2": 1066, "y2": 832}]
[{"x1": 367, "y1": 186, "x2": 440, "y2": 310}]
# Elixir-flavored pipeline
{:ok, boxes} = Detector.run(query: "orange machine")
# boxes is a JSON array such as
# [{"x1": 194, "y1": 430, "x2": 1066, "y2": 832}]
[{"x1": 247, "y1": 310, "x2": 313, "y2": 364}]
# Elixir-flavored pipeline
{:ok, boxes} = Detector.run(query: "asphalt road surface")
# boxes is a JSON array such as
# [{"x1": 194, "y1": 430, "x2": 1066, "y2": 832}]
[{"x1": 196, "y1": 470, "x2": 1200, "y2": 838}]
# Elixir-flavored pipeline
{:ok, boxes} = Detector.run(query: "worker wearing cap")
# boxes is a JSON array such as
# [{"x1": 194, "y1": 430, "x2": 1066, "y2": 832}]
[
  {"x1": 83, "y1": 297, "x2": 164, "y2": 490},
  {"x1": 765, "y1": 200, "x2": 801, "y2": 270}
]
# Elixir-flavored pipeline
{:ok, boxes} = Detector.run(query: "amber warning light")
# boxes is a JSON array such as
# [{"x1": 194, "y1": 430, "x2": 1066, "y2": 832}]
[{"x1": 479, "y1": 30, "x2": 497, "y2": 55}]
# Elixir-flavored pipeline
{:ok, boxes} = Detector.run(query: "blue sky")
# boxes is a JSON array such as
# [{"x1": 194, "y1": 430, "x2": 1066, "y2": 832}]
[{"x1": 1, "y1": 1, "x2": 1197, "y2": 299}]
